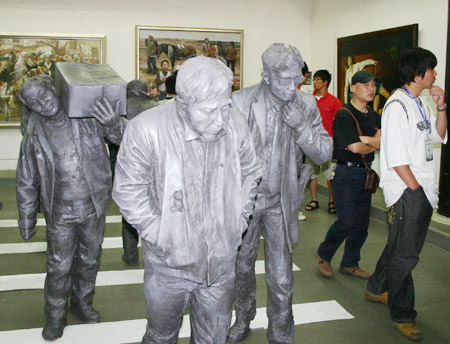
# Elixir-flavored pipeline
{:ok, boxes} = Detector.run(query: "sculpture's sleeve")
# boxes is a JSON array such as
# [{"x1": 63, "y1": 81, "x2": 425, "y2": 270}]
[
  {"x1": 238, "y1": 118, "x2": 262, "y2": 227},
  {"x1": 16, "y1": 135, "x2": 39, "y2": 231},
  {"x1": 293, "y1": 97, "x2": 333, "y2": 166},
  {"x1": 112, "y1": 119, "x2": 161, "y2": 242}
]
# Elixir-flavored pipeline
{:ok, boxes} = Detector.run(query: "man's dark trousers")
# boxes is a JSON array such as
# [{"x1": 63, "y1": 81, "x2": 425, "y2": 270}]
[
  {"x1": 367, "y1": 186, "x2": 432, "y2": 322},
  {"x1": 318, "y1": 164, "x2": 371, "y2": 267}
]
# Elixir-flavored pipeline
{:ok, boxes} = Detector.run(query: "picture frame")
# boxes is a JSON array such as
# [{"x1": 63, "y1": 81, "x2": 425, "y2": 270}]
[
  {"x1": 337, "y1": 24, "x2": 418, "y2": 114},
  {"x1": 0, "y1": 32, "x2": 106, "y2": 128},
  {"x1": 135, "y1": 25, "x2": 243, "y2": 98}
]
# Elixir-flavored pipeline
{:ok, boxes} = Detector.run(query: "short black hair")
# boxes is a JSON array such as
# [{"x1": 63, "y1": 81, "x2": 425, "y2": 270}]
[
  {"x1": 399, "y1": 47, "x2": 437, "y2": 84},
  {"x1": 302, "y1": 61, "x2": 309, "y2": 77},
  {"x1": 313, "y1": 69, "x2": 332, "y2": 87},
  {"x1": 161, "y1": 59, "x2": 169, "y2": 67}
]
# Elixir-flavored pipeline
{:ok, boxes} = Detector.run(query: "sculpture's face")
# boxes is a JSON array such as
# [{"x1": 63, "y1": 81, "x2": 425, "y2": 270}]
[
  {"x1": 187, "y1": 96, "x2": 231, "y2": 140},
  {"x1": 267, "y1": 64, "x2": 303, "y2": 102},
  {"x1": 22, "y1": 83, "x2": 60, "y2": 117}
]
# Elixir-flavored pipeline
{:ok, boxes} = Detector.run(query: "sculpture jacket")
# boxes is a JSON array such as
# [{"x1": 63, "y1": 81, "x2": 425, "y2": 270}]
[
  {"x1": 16, "y1": 113, "x2": 126, "y2": 231},
  {"x1": 232, "y1": 84, "x2": 332, "y2": 251},
  {"x1": 112, "y1": 101, "x2": 262, "y2": 285}
]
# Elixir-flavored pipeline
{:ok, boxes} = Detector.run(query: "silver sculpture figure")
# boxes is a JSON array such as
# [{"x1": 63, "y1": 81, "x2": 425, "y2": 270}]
[
  {"x1": 107, "y1": 79, "x2": 158, "y2": 266},
  {"x1": 16, "y1": 75, "x2": 126, "y2": 341},
  {"x1": 228, "y1": 43, "x2": 333, "y2": 343},
  {"x1": 112, "y1": 56, "x2": 261, "y2": 343}
]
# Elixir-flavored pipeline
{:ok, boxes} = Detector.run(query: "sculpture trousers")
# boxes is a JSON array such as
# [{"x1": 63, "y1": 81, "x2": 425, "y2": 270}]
[
  {"x1": 233, "y1": 209, "x2": 294, "y2": 344},
  {"x1": 367, "y1": 187, "x2": 432, "y2": 322},
  {"x1": 142, "y1": 265, "x2": 235, "y2": 344},
  {"x1": 122, "y1": 218, "x2": 139, "y2": 262},
  {"x1": 45, "y1": 199, "x2": 105, "y2": 322}
]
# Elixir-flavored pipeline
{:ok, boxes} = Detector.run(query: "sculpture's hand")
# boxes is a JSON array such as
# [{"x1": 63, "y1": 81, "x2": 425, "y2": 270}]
[
  {"x1": 20, "y1": 227, "x2": 36, "y2": 242},
  {"x1": 91, "y1": 97, "x2": 121, "y2": 127},
  {"x1": 281, "y1": 102, "x2": 303, "y2": 131}
]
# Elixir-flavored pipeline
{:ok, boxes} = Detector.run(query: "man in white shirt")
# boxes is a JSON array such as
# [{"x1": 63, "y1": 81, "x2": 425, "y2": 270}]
[{"x1": 365, "y1": 47, "x2": 447, "y2": 342}]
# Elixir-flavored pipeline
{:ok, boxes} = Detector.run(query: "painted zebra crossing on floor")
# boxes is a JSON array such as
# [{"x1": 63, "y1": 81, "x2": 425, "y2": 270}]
[
  {"x1": 0, "y1": 261, "x2": 301, "y2": 292},
  {"x1": 0, "y1": 301, "x2": 354, "y2": 344}
]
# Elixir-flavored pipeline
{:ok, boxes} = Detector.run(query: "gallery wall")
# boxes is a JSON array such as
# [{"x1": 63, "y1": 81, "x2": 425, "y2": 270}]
[
  {"x1": 0, "y1": 0, "x2": 313, "y2": 170},
  {"x1": 310, "y1": 0, "x2": 449, "y2": 181}
]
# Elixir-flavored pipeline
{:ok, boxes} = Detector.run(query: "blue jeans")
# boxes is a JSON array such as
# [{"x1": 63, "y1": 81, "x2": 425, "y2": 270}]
[
  {"x1": 318, "y1": 164, "x2": 371, "y2": 267},
  {"x1": 367, "y1": 186, "x2": 432, "y2": 323}
]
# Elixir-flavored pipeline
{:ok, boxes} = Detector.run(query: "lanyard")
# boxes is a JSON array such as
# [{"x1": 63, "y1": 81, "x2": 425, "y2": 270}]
[{"x1": 402, "y1": 87, "x2": 430, "y2": 135}]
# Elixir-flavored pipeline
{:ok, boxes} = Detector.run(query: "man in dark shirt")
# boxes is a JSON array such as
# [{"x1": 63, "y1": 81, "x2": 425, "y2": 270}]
[{"x1": 316, "y1": 70, "x2": 381, "y2": 279}]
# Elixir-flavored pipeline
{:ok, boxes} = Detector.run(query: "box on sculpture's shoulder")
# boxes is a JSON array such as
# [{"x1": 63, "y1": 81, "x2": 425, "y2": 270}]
[{"x1": 55, "y1": 62, "x2": 127, "y2": 118}]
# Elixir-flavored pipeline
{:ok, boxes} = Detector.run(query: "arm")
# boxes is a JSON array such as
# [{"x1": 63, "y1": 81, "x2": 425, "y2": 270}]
[
  {"x1": 429, "y1": 85, "x2": 448, "y2": 139},
  {"x1": 112, "y1": 119, "x2": 161, "y2": 242},
  {"x1": 239, "y1": 121, "x2": 262, "y2": 225},
  {"x1": 347, "y1": 141, "x2": 377, "y2": 154},
  {"x1": 282, "y1": 97, "x2": 332, "y2": 165},
  {"x1": 91, "y1": 97, "x2": 127, "y2": 145},
  {"x1": 393, "y1": 165, "x2": 419, "y2": 189},
  {"x1": 16, "y1": 135, "x2": 38, "y2": 241}
]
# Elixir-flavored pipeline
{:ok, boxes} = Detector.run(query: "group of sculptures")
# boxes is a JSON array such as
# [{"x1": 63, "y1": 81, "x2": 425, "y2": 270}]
[{"x1": 16, "y1": 43, "x2": 332, "y2": 343}]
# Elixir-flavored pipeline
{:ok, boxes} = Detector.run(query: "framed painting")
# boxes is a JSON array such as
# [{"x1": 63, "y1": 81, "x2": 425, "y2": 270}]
[
  {"x1": 337, "y1": 24, "x2": 418, "y2": 114},
  {"x1": 0, "y1": 32, "x2": 106, "y2": 128},
  {"x1": 136, "y1": 25, "x2": 243, "y2": 98}
]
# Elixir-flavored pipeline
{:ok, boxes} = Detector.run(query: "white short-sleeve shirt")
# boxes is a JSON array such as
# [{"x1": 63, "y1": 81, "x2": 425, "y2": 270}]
[{"x1": 380, "y1": 88, "x2": 448, "y2": 208}]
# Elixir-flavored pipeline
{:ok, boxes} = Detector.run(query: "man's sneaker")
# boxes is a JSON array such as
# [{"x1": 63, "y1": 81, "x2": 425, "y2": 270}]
[
  {"x1": 393, "y1": 321, "x2": 422, "y2": 341},
  {"x1": 227, "y1": 319, "x2": 251, "y2": 343},
  {"x1": 317, "y1": 253, "x2": 333, "y2": 278},
  {"x1": 338, "y1": 266, "x2": 371, "y2": 280},
  {"x1": 298, "y1": 212, "x2": 306, "y2": 221},
  {"x1": 365, "y1": 290, "x2": 388, "y2": 304}
]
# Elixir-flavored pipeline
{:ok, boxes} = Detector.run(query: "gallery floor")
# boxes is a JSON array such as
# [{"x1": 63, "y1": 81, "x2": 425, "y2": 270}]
[{"x1": 0, "y1": 174, "x2": 449, "y2": 344}]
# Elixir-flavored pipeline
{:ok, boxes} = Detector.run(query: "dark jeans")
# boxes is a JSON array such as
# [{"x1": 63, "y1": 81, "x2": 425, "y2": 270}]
[
  {"x1": 226, "y1": 59, "x2": 236, "y2": 73},
  {"x1": 367, "y1": 186, "x2": 432, "y2": 323},
  {"x1": 147, "y1": 56, "x2": 157, "y2": 74},
  {"x1": 318, "y1": 164, "x2": 371, "y2": 267}
]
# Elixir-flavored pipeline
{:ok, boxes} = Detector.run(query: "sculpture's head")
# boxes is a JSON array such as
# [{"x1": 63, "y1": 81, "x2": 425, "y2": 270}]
[
  {"x1": 19, "y1": 75, "x2": 60, "y2": 117},
  {"x1": 176, "y1": 56, "x2": 233, "y2": 140},
  {"x1": 262, "y1": 43, "x2": 304, "y2": 102},
  {"x1": 127, "y1": 79, "x2": 149, "y2": 98}
]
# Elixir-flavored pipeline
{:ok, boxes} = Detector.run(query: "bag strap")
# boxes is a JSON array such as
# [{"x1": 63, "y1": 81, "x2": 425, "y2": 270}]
[
  {"x1": 341, "y1": 107, "x2": 363, "y2": 136},
  {"x1": 340, "y1": 106, "x2": 369, "y2": 162}
]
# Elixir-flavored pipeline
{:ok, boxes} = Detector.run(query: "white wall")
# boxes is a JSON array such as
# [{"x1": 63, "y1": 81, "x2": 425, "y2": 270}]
[
  {"x1": 0, "y1": 0, "x2": 313, "y2": 170},
  {"x1": 311, "y1": 0, "x2": 448, "y2": 179}
]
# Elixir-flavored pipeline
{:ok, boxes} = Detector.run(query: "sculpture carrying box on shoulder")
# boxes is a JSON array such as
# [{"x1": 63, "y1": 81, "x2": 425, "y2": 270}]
[{"x1": 55, "y1": 62, "x2": 127, "y2": 118}]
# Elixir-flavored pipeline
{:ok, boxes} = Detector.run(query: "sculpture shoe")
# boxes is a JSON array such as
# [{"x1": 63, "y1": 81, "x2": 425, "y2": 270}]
[
  {"x1": 42, "y1": 318, "x2": 66, "y2": 341},
  {"x1": 393, "y1": 322, "x2": 422, "y2": 341},
  {"x1": 69, "y1": 305, "x2": 101, "y2": 323},
  {"x1": 122, "y1": 253, "x2": 139, "y2": 266},
  {"x1": 227, "y1": 320, "x2": 251, "y2": 343},
  {"x1": 338, "y1": 266, "x2": 371, "y2": 280},
  {"x1": 364, "y1": 290, "x2": 388, "y2": 305},
  {"x1": 316, "y1": 253, "x2": 333, "y2": 278}
]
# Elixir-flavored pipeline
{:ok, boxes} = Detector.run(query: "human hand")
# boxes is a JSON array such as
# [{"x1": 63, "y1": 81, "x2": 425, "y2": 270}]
[
  {"x1": 20, "y1": 227, "x2": 36, "y2": 242},
  {"x1": 359, "y1": 136, "x2": 370, "y2": 144},
  {"x1": 429, "y1": 85, "x2": 445, "y2": 108},
  {"x1": 281, "y1": 102, "x2": 303, "y2": 130},
  {"x1": 90, "y1": 97, "x2": 121, "y2": 127},
  {"x1": 374, "y1": 129, "x2": 381, "y2": 138}
]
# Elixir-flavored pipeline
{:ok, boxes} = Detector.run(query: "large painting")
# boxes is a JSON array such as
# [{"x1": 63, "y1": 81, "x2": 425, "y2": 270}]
[
  {"x1": 136, "y1": 26, "x2": 243, "y2": 96},
  {"x1": 0, "y1": 33, "x2": 106, "y2": 128},
  {"x1": 337, "y1": 24, "x2": 418, "y2": 114}
]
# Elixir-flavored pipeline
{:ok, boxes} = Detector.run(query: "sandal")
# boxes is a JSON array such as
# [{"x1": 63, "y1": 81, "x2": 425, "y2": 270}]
[
  {"x1": 328, "y1": 202, "x2": 336, "y2": 214},
  {"x1": 305, "y1": 200, "x2": 319, "y2": 211}
]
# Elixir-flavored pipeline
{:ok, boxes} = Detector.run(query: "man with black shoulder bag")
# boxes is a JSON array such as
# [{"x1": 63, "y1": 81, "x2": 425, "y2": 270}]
[{"x1": 316, "y1": 70, "x2": 381, "y2": 280}]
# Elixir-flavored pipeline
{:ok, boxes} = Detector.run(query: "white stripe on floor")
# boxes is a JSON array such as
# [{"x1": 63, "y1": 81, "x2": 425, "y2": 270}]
[
  {"x1": 0, "y1": 261, "x2": 300, "y2": 292},
  {"x1": 0, "y1": 237, "x2": 142, "y2": 254},
  {"x1": 0, "y1": 215, "x2": 122, "y2": 228},
  {"x1": 0, "y1": 300, "x2": 353, "y2": 344}
]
